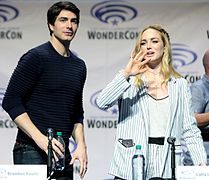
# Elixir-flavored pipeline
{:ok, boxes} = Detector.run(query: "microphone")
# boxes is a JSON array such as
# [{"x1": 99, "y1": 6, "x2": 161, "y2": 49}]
[
  {"x1": 47, "y1": 128, "x2": 54, "y2": 178},
  {"x1": 167, "y1": 136, "x2": 176, "y2": 144},
  {"x1": 47, "y1": 128, "x2": 53, "y2": 141}
]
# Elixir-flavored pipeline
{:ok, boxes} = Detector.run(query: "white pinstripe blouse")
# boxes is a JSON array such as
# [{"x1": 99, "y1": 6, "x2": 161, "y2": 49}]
[{"x1": 97, "y1": 72, "x2": 206, "y2": 179}]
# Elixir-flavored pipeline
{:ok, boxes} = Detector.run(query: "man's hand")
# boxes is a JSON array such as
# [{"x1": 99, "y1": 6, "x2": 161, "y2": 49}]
[
  {"x1": 34, "y1": 134, "x2": 65, "y2": 162},
  {"x1": 70, "y1": 145, "x2": 88, "y2": 179}
]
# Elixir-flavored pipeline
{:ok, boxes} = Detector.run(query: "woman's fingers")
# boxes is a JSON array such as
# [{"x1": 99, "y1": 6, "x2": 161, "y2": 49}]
[{"x1": 134, "y1": 50, "x2": 146, "y2": 62}]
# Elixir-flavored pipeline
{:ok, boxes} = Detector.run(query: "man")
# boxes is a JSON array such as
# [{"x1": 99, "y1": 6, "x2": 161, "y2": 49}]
[
  {"x1": 190, "y1": 49, "x2": 209, "y2": 165},
  {"x1": 2, "y1": 1, "x2": 88, "y2": 179}
]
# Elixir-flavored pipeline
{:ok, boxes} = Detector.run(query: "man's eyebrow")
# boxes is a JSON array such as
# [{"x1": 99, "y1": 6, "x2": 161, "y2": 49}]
[
  {"x1": 71, "y1": 17, "x2": 78, "y2": 21},
  {"x1": 58, "y1": 16, "x2": 68, "y2": 20},
  {"x1": 58, "y1": 17, "x2": 78, "y2": 21}
]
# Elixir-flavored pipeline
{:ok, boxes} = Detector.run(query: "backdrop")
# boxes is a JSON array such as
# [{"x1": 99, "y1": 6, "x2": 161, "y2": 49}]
[{"x1": 0, "y1": 0, "x2": 209, "y2": 179}]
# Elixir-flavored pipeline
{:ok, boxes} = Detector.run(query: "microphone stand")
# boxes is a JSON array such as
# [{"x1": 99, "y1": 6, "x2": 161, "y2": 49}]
[
  {"x1": 171, "y1": 144, "x2": 175, "y2": 180},
  {"x1": 149, "y1": 137, "x2": 177, "y2": 180},
  {"x1": 167, "y1": 137, "x2": 176, "y2": 180},
  {"x1": 47, "y1": 128, "x2": 53, "y2": 179}
]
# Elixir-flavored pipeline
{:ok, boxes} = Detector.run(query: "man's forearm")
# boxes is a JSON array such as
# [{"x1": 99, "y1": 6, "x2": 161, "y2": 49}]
[
  {"x1": 195, "y1": 112, "x2": 209, "y2": 127},
  {"x1": 14, "y1": 112, "x2": 44, "y2": 142},
  {"x1": 72, "y1": 123, "x2": 87, "y2": 148}
]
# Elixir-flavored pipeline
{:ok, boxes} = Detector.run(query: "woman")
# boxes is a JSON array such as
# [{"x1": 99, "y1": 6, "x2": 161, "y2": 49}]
[{"x1": 96, "y1": 24, "x2": 206, "y2": 180}]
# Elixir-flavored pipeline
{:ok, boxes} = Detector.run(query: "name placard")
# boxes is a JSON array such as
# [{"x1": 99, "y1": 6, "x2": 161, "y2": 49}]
[
  {"x1": 0, "y1": 165, "x2": 47, "y2": 180},
  {"x1": 177, "y1": 166, "x2": 209, "y2": 180}
]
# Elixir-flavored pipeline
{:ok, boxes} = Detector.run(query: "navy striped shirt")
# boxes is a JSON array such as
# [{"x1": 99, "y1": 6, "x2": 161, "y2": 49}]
[{"x1": 2, "y1": 42, "x2": 86, "y2": 143}]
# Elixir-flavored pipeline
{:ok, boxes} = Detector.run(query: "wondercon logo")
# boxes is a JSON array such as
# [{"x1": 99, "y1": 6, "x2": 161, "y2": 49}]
[
  {"x1": 0, "y1": 3, "x2": 19, "y2": 23},
  {"x1": 69, "y1": 138, "x2": 77, "y2": 154},
  {"x1": 90, "y1": 90, "x2": 118, "y2": 115},
  {"x1": 172, "y1": 43, "x2": 197, "y2": 69},
  {"x1": 91, "y1": 0, "x2": 138, "y2": 25}
]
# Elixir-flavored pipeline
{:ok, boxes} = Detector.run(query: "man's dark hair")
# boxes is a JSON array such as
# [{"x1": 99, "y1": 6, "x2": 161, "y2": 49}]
[{"x1": 47, "y1": 1, "x2": 80, "y2": 35}]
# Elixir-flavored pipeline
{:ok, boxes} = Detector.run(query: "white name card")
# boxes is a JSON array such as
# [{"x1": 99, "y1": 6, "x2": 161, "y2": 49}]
[
  {"x1": 0, "y1": 165, "x2": 47, "y2": 180},
  {"x1": 177, "y1": 166, "x2": 209, "y2": 180}
]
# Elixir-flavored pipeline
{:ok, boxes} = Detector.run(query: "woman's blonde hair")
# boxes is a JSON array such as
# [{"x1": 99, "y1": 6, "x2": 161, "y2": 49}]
[{"x1": 134, "y1": 24, "x2": 181, "y2": 87}]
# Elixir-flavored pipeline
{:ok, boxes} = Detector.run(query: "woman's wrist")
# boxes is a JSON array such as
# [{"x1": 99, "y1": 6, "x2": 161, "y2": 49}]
[{"x1": 121, "y1": 69, "x2": 130, "y2": 79}]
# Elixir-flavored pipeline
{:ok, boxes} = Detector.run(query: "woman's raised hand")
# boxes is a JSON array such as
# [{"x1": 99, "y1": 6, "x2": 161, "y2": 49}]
[{"x1": 122, "y1": 50, "x2": 150, "y2": 78}]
